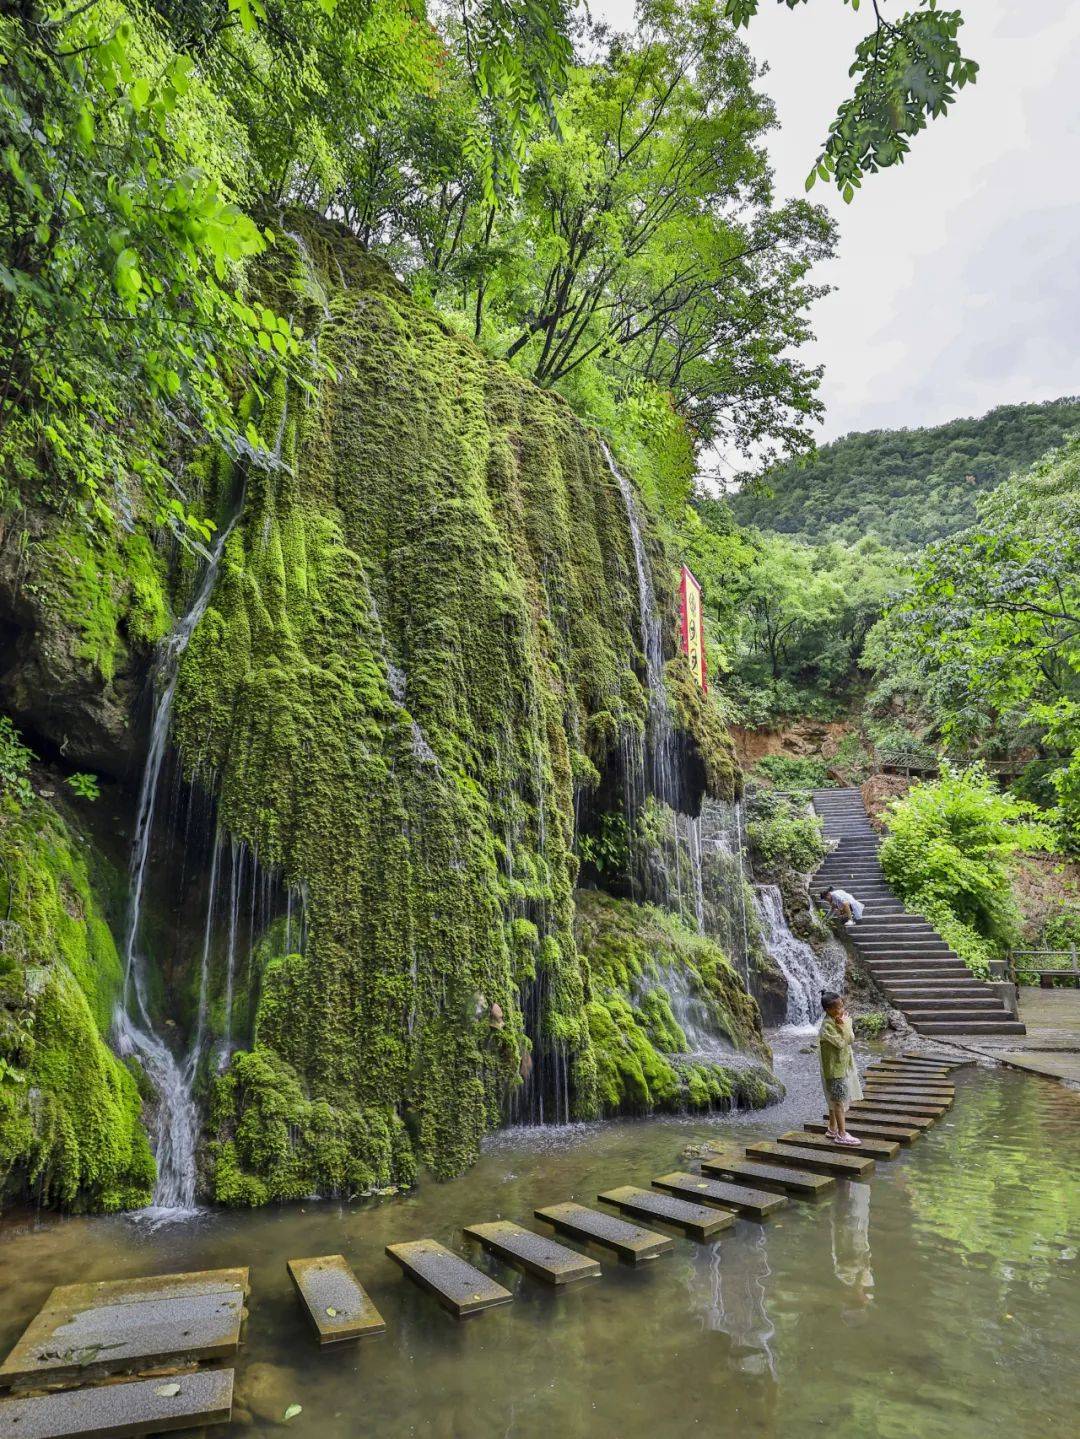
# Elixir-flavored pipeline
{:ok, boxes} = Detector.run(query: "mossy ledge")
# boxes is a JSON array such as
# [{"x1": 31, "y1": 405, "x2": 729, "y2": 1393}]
[
  {"x1": 168, "y1": 213, "x2": 744, "y2": 1201},
  {"x1": 576, "y1": 889, "x2": 776, "y2": 1114},
  {"x1": 0, "y1": 795, "x2": 155, "y2": 1211}
]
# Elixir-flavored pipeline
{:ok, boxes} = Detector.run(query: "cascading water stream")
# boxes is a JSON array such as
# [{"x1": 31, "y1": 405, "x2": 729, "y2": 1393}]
[
  {"x1": 752, "y1": 883, "x2": 842, "y2": 1031},
  {"x1": 113, "y1": 510, "x2": 243, "y2": 1216}
]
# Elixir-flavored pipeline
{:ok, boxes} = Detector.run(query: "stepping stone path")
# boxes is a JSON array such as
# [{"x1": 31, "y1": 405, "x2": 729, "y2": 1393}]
[
  {"x1": 812, "y1": 788, "x2": 1025, "y2": 1035},
  {"x1": 650, "y1": 1171, "x2": 788, "y2": 1219},
  {"x1": 287, "y1": 1255, "x2": 385, "y2": 1345},
  {"x1": 0, "y1": 1043, "x2": 975, "y2": 1438},
  {"x1": 534, "y1": 1203, "x2": 674, "y2": 1262},
  {"x1": 463, "y1": 1221, "x2": 601, "y2": 1285},
  {"x1": 598, "y1": 1186, "x2": 734, "y2": 1239},
  {"x1": 385, "y1": 1239, "x2": 513, "y2": 1316}
]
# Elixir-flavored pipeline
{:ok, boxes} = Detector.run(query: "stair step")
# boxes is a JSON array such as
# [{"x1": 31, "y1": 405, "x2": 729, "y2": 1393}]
[{"x1": 914, "y1": 1020, "x2": 1027, "y2": 1035}]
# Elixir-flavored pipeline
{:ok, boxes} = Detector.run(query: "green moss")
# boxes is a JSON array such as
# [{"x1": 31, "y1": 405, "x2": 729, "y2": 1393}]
[
  {"x1": 0, "y1": 796, "x2": 154, "y2": 1210},
  {"x1": 158, "y1": 213, "x2": 763, "y2": 1196},
  {"x1": 575, "y1": 889, "x2": 775, "y2": 1115},
  {"x1": 35, "y1": 526, "x2": 170, "y2": 683}
]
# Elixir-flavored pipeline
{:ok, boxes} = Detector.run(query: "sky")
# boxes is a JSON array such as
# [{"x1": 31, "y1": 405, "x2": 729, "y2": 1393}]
[{"x1": 589, "y1": 0, "x2": 1080, "y2": 452}]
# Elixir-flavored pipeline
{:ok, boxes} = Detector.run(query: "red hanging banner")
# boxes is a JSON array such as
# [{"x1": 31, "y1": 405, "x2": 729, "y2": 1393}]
[{"x1": 679, "y1": 565, "x2": 707, "y2": 692}]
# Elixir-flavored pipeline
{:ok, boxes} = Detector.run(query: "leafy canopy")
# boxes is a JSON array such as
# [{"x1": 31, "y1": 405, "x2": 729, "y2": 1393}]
[{"x1": 723, "y1": 1, "x2": 977, "y2": 199}]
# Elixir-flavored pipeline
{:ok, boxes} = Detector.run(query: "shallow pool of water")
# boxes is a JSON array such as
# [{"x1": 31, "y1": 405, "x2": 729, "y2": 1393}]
[{"x1": 3, "y1": 1045, "x2": 1078, "y2": 1439}]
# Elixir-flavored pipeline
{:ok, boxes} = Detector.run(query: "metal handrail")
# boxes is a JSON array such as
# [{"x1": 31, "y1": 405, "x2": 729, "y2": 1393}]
[{"x1": 1006, "y1": 947, "x2": 1080, "y2": 979}]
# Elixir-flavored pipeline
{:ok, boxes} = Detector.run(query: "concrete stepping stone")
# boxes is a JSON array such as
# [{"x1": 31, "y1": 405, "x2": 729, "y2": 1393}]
[
  {"x1": 464, "y1": 1221, "x2": 601, "y2": 1285},
  {"x1": 779, "y1": 1129, "x2": 899, "y2": 1160},
  {"x1": 0, "y1": 1368, "x2": 233, "y2": 1439},
  {"x1": 854, "y1": 1096, "x2": 948, "y2": 1117},
  {"x1": 744, "y1": 1141, "x2": 875, "y2": 1179},
  {"x1": 287, "y1": 1255, "x2": 385, "y2": 1345},
  {"x1": 0, "y1": 1270, "x2": 247, "y2": 1389},
  {"x1": 806, "y1": 1117, "x2": 921, "y2": 1143},
  {"x1": 534, "y1": 1203, "x2": 674, "y2": 1263},
  {"x1": 844, "y1": 1107, "x2": 935, "y2": 1128},
  {"x1": 869, "y1": 1058, "x2": 953, "y2": 1071},
  {"x1": 385, "y1": 1240, "x2": 512, "y2": 1317},
  {"x1": 597, "y1": 1186, "x2": 733, "y2": 1239},
  {"x1": 864, "y1": 1086, "x2": 953, "y2": 1104},
  {"x1": 701, "y1": 1158, "x2": 835, "y2": 1198},
  {"x1": 650, "y1": 1171, "x2": 787, "y2": 1219}
]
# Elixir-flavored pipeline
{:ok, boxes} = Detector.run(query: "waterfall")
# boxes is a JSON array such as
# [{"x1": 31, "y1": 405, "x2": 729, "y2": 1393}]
[
  {"x1": 602, "y1": 442, "x2": 678, "y2": 807},
  {"x1": 752, "y1": 883, "x2": 842, "y2": 1031},
  {"x1": 113, "y1": 510, "x2": 241, "y2": 1216}
]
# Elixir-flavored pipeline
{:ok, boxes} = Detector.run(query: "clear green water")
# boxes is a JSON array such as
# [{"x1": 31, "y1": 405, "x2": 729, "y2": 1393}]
[{"x1": 2, "y1": 1052, "x2": 1078, "y2": 1439}]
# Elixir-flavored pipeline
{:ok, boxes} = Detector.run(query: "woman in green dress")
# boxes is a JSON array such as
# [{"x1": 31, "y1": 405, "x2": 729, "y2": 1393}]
[{"x1": 819, "y1": 991, "x2": 863, "y2": 1146}]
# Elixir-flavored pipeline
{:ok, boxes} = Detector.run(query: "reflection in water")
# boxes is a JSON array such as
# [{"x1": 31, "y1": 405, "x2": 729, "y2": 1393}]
[
  {"x1": 831, "y1": 1182, "x2": 874, "y2": 1315},
  {"x1": 693, "y1": 1227, "x2": 778, "y2": 1378},
  {"x1": 1, "y1": 1053, "x2": 1078, "y2": 1439}
]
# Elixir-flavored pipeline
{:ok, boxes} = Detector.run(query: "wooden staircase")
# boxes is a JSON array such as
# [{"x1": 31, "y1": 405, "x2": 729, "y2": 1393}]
[{"x1": 811, "y1": 788, "x2": 1025, "y2": 1036}]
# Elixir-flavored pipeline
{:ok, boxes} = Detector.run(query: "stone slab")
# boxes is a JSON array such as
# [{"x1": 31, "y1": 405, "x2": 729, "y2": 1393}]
[
  {"x1": 0, "y1": 1368, "x2": 233, "y2": 1439},
  {"x1": 286, "y1": 1255, "x2": 385, "y2": 1345},
  {"x1": 385, "y1": 1240, "x2": 512, "y2": 1317},
  {"x1": 0, "y1": 1271, "x2": 247, "y2": 1389},
  {"x1": 597, "y1": 1186, "x2": 733, "y2": 1240},
  {"x1": 779, "y1": 1130, "x2": 899, "y2": 1160},
  {"x1": 534, "y1": 1203, "x2": 674, "y2": 1263},
  {"x1": 651, "y1": 1172, "x2": 787, "y2": 1220},
  {"x1": 844, "y1": 1107, "x2": 935, "y2": 1128},
  {"x1": 463, "y1": 1221, "x2": 601, "y2": 1285},
  {"x1": 853, "y1": 1096, "x2": 948, "y2": 1117},
  {"x1": 870, "y1": 1062, "x2": 952, "y2": 1077},
  {"x1": 863, "y1": 1085, "x2": 953, "y2": 1102},
  {"x1": 744, "y1": 1141, "x2": 874, "y2": 1179},
  {"x1": 701, "y1": 1158, "x2": 835, "y2": 1197},
  {"x1": 805, "y1": 1118, "x2": 921, "y2": 1144}
]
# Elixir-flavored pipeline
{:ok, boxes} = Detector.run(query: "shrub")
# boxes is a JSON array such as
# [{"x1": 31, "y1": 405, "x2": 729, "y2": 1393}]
[
  {"x1": 754, "y1": 755, "x2": 833, "y2": 793},
  {"x1": 747, "y1": 789, "x2": 827, "y2": 876},
  {"x1": 880, "y1": 765, "x2": 1054, "y2": 974}
]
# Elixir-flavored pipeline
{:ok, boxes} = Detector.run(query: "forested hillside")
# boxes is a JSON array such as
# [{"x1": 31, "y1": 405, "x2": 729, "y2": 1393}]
[{"x1": 731, "y1": 398, "x2": 1080, "y2": 547}]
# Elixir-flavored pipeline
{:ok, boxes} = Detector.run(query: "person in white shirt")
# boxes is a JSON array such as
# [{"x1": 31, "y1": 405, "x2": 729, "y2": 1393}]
[{"x1": 820, "y1": 887, "x2": 865, "y2": 930}]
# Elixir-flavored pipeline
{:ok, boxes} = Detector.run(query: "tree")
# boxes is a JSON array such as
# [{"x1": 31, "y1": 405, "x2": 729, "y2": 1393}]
[
  {"x1": 723, "y1": 1, "x2": 977, "y2": 199},
  {"x1": 487, "y1": 0, "x2": 836, "y2": 456},
  {"x1": 879, "y1": 437, "x2": 1080, "y2": 843}
]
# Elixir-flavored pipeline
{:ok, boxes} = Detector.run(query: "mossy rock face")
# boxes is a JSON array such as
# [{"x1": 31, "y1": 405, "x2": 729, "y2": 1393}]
[
  {"x1": 161, "y1": 214, "x2": 744, "y2": 1200},
  {"x1": 0, "y1": 796, "x2": 155, "y2": 1211},
  {"x1": 0, "y1": 514, "x2": 170, "y2": 775},
  {"x1": 575, "y1": 889, "x2": 776, "y2": 1115}
]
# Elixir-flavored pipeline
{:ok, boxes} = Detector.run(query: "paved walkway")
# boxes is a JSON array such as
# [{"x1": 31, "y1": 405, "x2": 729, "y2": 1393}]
[{"x1": 937, "y1": 987, "x2": 1080, "y2": 1087}]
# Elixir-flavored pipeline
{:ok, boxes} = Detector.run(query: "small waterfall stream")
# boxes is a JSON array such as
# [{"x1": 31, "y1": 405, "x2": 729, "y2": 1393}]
[
  {"x1": 753, "y1": 883, "x2": 842, "y2": 1031},
  {"x1": 113, "y1": 514, "x2": 241, "y2": 1215}
]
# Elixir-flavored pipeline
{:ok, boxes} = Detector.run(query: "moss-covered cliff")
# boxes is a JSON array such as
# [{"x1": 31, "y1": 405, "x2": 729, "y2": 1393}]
[{"x1": 0, "y1": 214, "x2": 762, "y2": 1211}]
